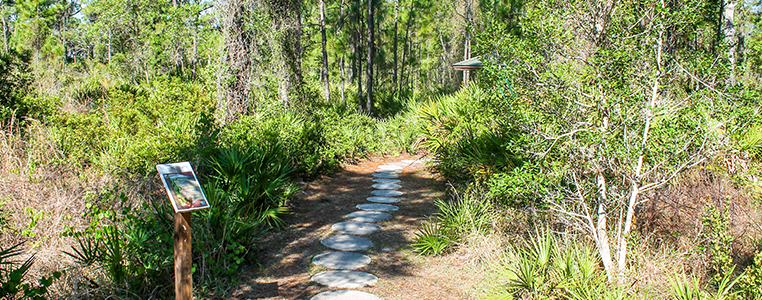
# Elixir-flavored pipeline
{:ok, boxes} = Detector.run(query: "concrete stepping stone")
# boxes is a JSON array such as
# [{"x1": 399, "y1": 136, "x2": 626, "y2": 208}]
[
  {"x1": 311, "y1": 290, "x2": 381, "y2": 300},
  {"x1": 371, "y1": 172, "x2": 399, "y2": 179},
  {"x1": 367, "y1": 196, "x2": 400, "y2": 203},
  {"x1": 312, "y1": 252, "x2": 371, "y2": 269},
  {"x1": 372, "y1": 178, "x2": 401, "y2": 183},
  {"x1": 346, "y1": 211, "x2": 393, "y2": 223},
  {"x1": 372, "y1": 190, "x2": 403, "y2": 197},
  {"x1": 375, "y1": 168, "x2": 402, "y2": 173},
  {"x1": 331, "y1": 222, "x2": 381, "y2": 235},
  {"x1": 372, "y1": 182, "x2": 402, "y2": 190},
  {"x1": 377, "y1": 165, "x2": 403, "y2": 170},
  {"x1": 311, "y1": 270, "x2": 378, "y2": 288},
  {"x1": 357, "y1": 203, "x2": 399, "y2": 212},
  {"x1": 321, "y1": 235, "x2": 373, "y2": 251}
]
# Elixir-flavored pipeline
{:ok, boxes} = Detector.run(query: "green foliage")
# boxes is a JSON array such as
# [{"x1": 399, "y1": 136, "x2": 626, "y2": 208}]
[
  {"x1": 0, "y1": 49, "x2": 48, "y2": 121},
  {"x1": 415, "y1": 85, "x2": 523, "y2": 182},
  {"x1": 669, "y1": 268, "x2": 742, "y2": 300},
  {"x1": 0, "y1": 242, "x2": 62, "y2": 300},
  {"x1": 487, "y1": 163, "x2": 555, "y2": 208},
  {"x1": 737, "y1": 251, "x2": 762, "y2": 300},
  {"x1": 489, "y1": 230, "x2": 619, "y2": 300},
  {"x1": 63, "y1": 141, "x2": 300, "y2": 297},
  {"x1": 413, "y1": 187, "x2": 494, "y2": 255},
  {"x1": 63, "y1": 190, "x2": 174, "y2": 297},
  {"x1": 206, "y1": 145, "x2": 294, "y2": 218},
  {"x1": 701, "y1": 198, "x2": 735, "y2": 283},
  {"x1": 48, "y1": 77, "x2": 215, "y2": 173},
  {"x1": 738, "y1": 124, "x2": 762, "y2": 160},
  {"x1": 412, "y1": 221, "x2": 451, "y2": 256},
  {"x1": 670, "y1": 273, "x2": 703, "y2": 300}
]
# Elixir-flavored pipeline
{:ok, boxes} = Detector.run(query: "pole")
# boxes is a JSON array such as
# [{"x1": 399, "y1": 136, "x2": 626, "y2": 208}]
[{"x1": 174, "y1": 212, "x2": 192, "y2": 300}]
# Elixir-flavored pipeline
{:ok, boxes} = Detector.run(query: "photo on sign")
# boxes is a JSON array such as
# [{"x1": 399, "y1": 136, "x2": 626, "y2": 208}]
[
  {"x1": 157, "y1": 162, "x2": 210, "y2": 213},
  {"x1": 163, "y1": 173, "x2": 208, "y2": 211}
]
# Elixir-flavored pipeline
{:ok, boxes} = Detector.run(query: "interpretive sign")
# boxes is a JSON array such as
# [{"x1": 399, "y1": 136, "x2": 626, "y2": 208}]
[
  {"x1": 156, "y1": 162, "x2": 210, "y2": 213},
  {"x1": 156, "y1": 162, "x2": 208, "y2": 300}
]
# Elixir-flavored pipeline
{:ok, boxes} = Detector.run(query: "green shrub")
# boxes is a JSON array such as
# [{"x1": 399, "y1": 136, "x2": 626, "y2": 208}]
[
  {"x1": 206, "y1": 145, "x2": 295, "y2": 216},
  {"x1": 488, "y1": 230, "x2": 618, "y2": 300},
  {"x1": 412, "y1": 221, "x2": 451, "y2": 256},
  {"x1": 221, "y1": 108, "x2": 327, "y2": 177},
  {"x1": 738, "y1": 251, "x2": 762, "y2": 299},
  {"x1": 0, "y1": 242, "x2": 62, "y2": 300},
  {"x1": 46, "y1": 77, "x2": 215, "y2": 174},
  {"x1": 415, "y1": 85, "x2": 523, "y2": 182},
  {"x1": 487, "y1": 163, "x2": 557, "y2": 209},
  {"x1": 64, "y1": 143, "x2": 297, "y2": 298},
  {"x1": 413, "y1": 187, "x2": 494, "y2": 255},
  {"x1": 63, "y1": 190, "x2": 174, "y2": 298}
]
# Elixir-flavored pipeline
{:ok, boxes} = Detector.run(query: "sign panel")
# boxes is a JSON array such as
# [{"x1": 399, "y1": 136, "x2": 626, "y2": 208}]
[{"x1": 157, "y1": 162, "x2": 210, "y2": 213}]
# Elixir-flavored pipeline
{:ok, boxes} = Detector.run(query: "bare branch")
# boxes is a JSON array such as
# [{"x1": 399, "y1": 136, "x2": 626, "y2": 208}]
[{"x1": 673, "y1": 58, "x2": 730, "y2": 100}]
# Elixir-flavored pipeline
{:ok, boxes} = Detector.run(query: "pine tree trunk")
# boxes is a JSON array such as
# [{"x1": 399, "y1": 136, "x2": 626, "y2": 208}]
[
  {"x1": 399, "y1": 3, "x2": 414, "y2": 92},
  {"x1": 366, "y1": 0, "x2": 374, "y2": 114},
  {"x1": 353, "y1": 0, "x2": 363, "y2": 111},
  {"x1": 320, "y1": 0, "x2": 331, "y2": 101},
  {"x1": 723, "y1": 0, "x2": 736, "y2": 84},
  {"x1": 392, "y1": 0, "x2": 399, "y2": 93},
  {"x1": 267, "y1": 0, "x2": 305, "y2": 107},
  {"x1": 219, "y1": 0, "x2": 254, "y2": 123}
]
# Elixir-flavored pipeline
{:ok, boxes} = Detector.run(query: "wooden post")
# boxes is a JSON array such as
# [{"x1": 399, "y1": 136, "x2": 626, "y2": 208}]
[{"x1": 174, "y1": 212, "x2": 192, "y2": 300}]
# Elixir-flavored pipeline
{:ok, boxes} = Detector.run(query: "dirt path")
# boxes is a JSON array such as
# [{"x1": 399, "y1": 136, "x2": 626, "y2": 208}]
[{"x1": 230, "y1": 154, "x2": 484, "y2": 299}]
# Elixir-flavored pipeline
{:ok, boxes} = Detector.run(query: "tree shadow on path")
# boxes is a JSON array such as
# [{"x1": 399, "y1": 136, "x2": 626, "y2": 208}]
[{"x1": 231, "y1": 154, "x2": 445, "y2": 300}]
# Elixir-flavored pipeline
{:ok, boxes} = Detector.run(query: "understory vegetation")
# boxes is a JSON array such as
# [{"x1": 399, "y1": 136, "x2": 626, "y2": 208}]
[
  {"x1": 3, "y1": 0, "x2": 762, "y2": 299},
  {"x1": 410, "y1": 1, "x2": 762, "y2": 298}
]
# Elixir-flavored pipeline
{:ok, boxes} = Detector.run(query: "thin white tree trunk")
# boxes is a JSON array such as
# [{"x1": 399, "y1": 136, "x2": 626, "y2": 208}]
[
  {"x1": 596, "y1": 170, "x2": 615, "y2": 281},
  {"x1": 615, "y1": 22, "x2": 662, "y2": 279}
]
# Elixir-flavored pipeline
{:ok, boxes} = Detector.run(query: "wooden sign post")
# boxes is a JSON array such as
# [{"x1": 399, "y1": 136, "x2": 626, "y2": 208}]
[
  {"x1": 174, "y1": 212, "x2": 192, "y2": 300},
  {"x1": 157, "y1": 162, "x2": 210, "y2": 300}
]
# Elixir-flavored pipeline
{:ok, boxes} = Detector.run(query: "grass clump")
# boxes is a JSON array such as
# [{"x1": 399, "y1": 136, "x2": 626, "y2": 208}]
[{"x1": 413, "y1": 187, "x2": 495, "y2": 256}]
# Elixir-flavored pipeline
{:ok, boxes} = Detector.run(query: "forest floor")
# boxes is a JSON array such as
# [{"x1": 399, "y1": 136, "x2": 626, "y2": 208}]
[{"x1": 229, "y1": 153, "x2": 487, "y2": 300}]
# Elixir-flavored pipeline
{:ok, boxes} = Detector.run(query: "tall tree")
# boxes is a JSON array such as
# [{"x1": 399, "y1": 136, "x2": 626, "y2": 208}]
[
  {"x1": 320, "y1": 0, "x2": 330, "y2": 101},
  {"x1": 365, "y1": 0, "x2": 374, "y2": 113},
  {"x1": 266, "y1": 0, "x2": 305, "y2": 107},
  {"x1": 392, "y1": 0, "x2": 399, "y2": 92},
  {"x1": 219, "y1": 0, "x2": 254, "y2": 123}
]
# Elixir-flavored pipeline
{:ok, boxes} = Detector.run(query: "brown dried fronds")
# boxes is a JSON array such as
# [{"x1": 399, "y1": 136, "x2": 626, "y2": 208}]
[{"x1": 637, "y1": 168, "x2": 759, "y2": 251}]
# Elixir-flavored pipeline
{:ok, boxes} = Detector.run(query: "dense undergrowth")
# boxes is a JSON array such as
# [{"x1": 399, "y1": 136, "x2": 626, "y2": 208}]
[
  {"x1": 4, "y1": 0, "x2": 762, "y2": 299},
  {"x1": 410, "y1": 85, "x2": 762, "y2": 299},
  {"x1": 405, "y1": 1, "x2": 762, "y2": 298},
  {"x1": 0, "y1": 56, "x2": 424, "y2": 298}
]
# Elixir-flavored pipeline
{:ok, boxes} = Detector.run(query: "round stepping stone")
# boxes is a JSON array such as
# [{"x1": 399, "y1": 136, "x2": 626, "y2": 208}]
[
  {"x1": 372, "y1": 178, "x2": 401, "y2": 183},
  {"x1": 321, "y1": 235, "x2": 373, "y2": 251},
  {"x1": 357, "y1": 203, "x2": 399, "y2": 211},
  {"x1": 311, "y1": 270, "x2": 378, "y2": 288},
  {"x1": 346, "y1": 211, "x2": 393, "y2": 223},
  {"x1": 331, "y1": 222, "x2": 381, "y2": 235},
  {"x1": 312, "y1": 252, "x2": 371, "y2": 269},
  {"x1": 311, "y1": 290, "x2": 381, "y2": 300},
  {"x1": 372, "y1": 182, "x2": 402, "y2": 190},
  {"x1": 371, "y1": 172, "x2": 399, "y2": 179},
  {"x1": 377, "y1": 165, "x2": 403, "y2": 170},
  {"x1": 372, "y1": 189, "x2": 403, "y2": 197},
  {"x1": 367, "y1": 196, "x2": 400, "y2": 203}
]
